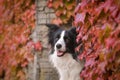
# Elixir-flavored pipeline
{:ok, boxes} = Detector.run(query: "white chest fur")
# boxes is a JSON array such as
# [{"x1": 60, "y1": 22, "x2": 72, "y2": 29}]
[{"x1": 50, "y1": 51, "x2": 84, "y2": 80}]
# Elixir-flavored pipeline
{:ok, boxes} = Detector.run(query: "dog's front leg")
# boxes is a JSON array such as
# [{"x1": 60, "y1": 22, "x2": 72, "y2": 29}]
[
  {"x1": 59, "y1": 70, "x2": 69, "y2": 80},
  {"x1": 59, "y1": 75, "x2": 68, "y2": 80}
]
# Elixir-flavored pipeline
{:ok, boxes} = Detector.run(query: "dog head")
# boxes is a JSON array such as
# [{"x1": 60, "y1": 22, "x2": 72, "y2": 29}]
[{"x1": 46, "y1": 24, "x2": 77, "y2": 57}]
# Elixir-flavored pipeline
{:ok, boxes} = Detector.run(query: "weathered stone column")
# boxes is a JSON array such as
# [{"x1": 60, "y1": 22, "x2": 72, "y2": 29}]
[{"x1": 27, "y1": 0, "x2": 59, "y2": 80}]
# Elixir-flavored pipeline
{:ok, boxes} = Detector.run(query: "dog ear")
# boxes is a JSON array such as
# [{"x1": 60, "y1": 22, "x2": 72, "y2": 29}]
[
  {"x1": 46, "y1": 24, "x2": 60, "y2": 32},
  {"x1": 46, "y1": 24, "x2": 60, "y2": 46},
  {"x1": 69, "y1": 27, "x2": 77, "y2": 36}
]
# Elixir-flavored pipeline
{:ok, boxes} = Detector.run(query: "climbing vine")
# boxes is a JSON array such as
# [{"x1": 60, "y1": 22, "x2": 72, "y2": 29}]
[
  {"x1": 0, "y1": 0, "x2": 41, "y2": 80},
  {"x1": 47, "y1": 0, "x2": 76, "y2": 24}
]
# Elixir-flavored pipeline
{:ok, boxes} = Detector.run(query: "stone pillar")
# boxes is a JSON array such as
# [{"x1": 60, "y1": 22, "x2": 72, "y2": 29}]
[{"x1": 28, "y1": 0, "x2": 59, "y2": 80}]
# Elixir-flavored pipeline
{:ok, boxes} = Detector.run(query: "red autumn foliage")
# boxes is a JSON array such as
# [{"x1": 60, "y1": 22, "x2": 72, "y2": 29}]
[
  {"x1": 0, "y1": 0, "x2": 41, "y2": 80},
  {"x1": 33, "y1": 41, "x2": 42, "y2": 51},
  {"x1": 47, "y1": 0, "x2": 120, "y2": 80},
  {"x1": 47, "y1": 0, "x2": 76, "y2": 24}
]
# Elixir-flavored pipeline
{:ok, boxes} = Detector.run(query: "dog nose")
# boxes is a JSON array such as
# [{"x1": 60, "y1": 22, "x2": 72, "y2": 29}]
[{"x1": 56, "y1": 44, "x2": 62, "y2": 49}]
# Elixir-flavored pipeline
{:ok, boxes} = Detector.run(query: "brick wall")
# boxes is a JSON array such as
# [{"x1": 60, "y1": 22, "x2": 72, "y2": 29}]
[
  {"x1": 28, "y1": 0, "x2": 59, "y2": 80},
  {"x1": 36, "y1": 0, "x2": 56, "y2": 24}
]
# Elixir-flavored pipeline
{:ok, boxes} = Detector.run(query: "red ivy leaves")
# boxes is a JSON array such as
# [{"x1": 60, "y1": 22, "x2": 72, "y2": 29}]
[
  {"x1": 33, "y1": 41, "x2": 42, "y2": 51},
  {"x1": 75, "y1": 0, "x2": 120, "y2": 80},
  {"x1": 0, "y1": 0, "x2": 37, "y2": 80},
  {"x1": 74, "y1": 12, "x2": 86, "y2": 26},
  {"x1": 47, "y1": 0, "x2": 76, "y2": 24}
]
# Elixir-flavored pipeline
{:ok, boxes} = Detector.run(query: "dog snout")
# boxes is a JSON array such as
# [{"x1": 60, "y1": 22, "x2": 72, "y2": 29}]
[{"x1": 56, "y1": 44, "x2": 62, "y2": 49}]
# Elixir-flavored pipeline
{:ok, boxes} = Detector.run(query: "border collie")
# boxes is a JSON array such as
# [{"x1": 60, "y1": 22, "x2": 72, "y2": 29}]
[{"x1": 46, "y1": 24, "x2": 84, "y2": 80}]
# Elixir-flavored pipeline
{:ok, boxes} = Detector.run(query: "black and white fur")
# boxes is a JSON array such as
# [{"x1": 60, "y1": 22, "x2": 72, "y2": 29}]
[{"x1": 46, "y1": 24, "x2": 84, "y2": 80}]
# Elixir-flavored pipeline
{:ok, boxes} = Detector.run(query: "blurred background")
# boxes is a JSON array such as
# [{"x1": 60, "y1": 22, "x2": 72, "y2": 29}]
[{"x1": 0, "y1": 0, "x2": 120, "y2": 80}]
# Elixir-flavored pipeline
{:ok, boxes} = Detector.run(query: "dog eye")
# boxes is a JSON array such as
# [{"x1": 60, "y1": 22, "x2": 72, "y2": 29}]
[
  {"x1": 64, "y1": 36, "x2": 69, "y2": 40},
  {"x1": 55, "y1": 35, "x2": 60, "y2": 41},
  {"x1": 64, "y1": 36, "x2": 67, "y2": 39},
  {"x1": 56, "y1": 35, "x2": 60, "y2": 39},
  {"x1": 64, "y1": 36, "x2": 69, "y2": 42}
]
